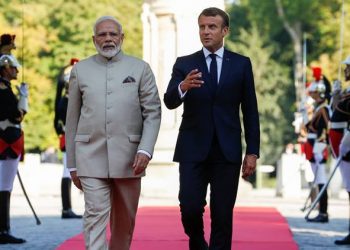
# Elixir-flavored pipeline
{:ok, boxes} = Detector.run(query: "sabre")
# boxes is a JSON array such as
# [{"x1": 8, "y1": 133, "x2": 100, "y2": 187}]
[
  {"x1": 300, "y1": 163, "x2": 319, "y2": 212},
  {"x1": 302, "y1": 33, "x2": 307, "y2": 101},
  {"x1": 21, "y1": 0, "x2": 25, "y2": 82},
  {"x1": 337, "y1": 0, "x2": 345, "y2": 81},
  {"x1": 304, "y1": 157, "x2": 342, "y2": 220},
  {"x1": 300, "y1": 181, "x2": 318, "y2": 212},
  {"x1": 16, "y1": 0, "x2": 40, "y2": 225},
  {"x1": 300, "y1": 186, "x2": 317, "y2": 212},
  {"x1": 17, "y1": 170, "x2": 41, "y2": 225}
]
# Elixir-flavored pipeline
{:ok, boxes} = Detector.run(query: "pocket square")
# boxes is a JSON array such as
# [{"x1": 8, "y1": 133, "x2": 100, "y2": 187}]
[{"x1": 122, "y1": 76, "x2": 136, "y2": 83}]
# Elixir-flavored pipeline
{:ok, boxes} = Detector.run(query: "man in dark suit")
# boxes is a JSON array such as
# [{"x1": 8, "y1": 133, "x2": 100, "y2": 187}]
[{"x1": 164, "y1": 7, "x2": 260, "y2": 250}]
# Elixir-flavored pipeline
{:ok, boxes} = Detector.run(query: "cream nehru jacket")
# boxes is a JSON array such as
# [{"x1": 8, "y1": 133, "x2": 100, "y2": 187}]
[{"x1": 65, "y1": 51, "x2": 161, "y2": 178}]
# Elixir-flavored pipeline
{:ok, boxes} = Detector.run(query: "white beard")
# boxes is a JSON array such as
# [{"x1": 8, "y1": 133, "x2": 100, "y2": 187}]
[{"x1": 94, "y1": 42, "x2": 121, "y2": 58}]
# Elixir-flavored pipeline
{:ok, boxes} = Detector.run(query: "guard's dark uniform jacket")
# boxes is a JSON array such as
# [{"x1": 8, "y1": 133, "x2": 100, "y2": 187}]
[
  {"x1": 54, "y1": 95, "x2": 68, "y2": 152},
  {"x1": 329, "y1": 93, "x2": 350, "y2": 160},
  {"x1": 305, "y1": 101, "x2": 330, "y2": 163},
  {"x1": 0, "y1": 77, "x2": 23, "y2": 159}
]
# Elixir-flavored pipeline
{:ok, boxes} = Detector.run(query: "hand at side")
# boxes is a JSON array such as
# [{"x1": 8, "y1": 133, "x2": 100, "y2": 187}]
[{"x1": 242, "y1": 154, "x2": 257, "y2": 180}]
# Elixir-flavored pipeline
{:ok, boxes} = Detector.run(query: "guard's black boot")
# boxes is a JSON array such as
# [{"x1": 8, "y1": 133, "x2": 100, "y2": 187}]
[
  {"x1": 0, "y1": 191, "x2": 26, "y2": 244},
  {"x1": 335, "y1": 193, "x2": 350, "y2": 245},
  {"x1": 306, "y1": 213, "x2": 329, "y2": 223},
  {"x1": 62, "y1": 209, "x2": 82, "y2": 219},
  {"x1": 0, "y1": 231, "x2": 26, "y2": 244},
  {"x1": 335, "y1": 234, "x2": 350, "y2": 245},
  {"x1": 307, "y1": 184, "x2": 329, "y2": 223},
  {"x1": 318, "y1": 184, "x2": 328, "y2": 215},
  {"x1": 61, "y1": 178, "x2": 82, "y2": 219}
]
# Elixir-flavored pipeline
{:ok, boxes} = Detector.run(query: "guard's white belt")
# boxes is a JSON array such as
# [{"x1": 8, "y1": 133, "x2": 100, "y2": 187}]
[
  {"x1": 0, "y1": 119, "x2": 21, "y2": 130},
  {"x1": 330, "y1": 121, "x2": 348, "y2": 129},
  {"x1": 307, "y1": 133, "x2": 317, "y2": 139}
]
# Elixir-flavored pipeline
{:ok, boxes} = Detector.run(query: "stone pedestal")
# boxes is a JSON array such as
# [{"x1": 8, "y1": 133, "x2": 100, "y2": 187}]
[{"x1": 276, "y1": 153, "x2": 302, "y2": 198}]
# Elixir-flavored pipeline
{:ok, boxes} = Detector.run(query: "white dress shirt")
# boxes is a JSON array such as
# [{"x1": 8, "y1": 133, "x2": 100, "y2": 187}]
[{"x1": 178, "y1": 47, "x2": 224, "y2": 98}]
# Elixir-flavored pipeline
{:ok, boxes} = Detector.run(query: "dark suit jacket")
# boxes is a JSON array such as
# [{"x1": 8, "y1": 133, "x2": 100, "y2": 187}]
[{"x1": 164, "y1": 49, "x2": 260, "y2": 164}]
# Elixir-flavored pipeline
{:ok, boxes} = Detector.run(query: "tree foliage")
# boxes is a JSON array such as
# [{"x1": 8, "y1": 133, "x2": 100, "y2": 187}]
[
  {"x1": 229, "y1": 0, "x2": 343, "y2": 64},
  {"x1": 226, "y1": 0, "x2": 350, "y2": 164}
]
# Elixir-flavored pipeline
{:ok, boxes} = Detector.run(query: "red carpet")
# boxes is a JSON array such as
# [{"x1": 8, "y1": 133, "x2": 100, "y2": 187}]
[{"x1": 57, "y1": 206, "x2": 298, "y2": 250}]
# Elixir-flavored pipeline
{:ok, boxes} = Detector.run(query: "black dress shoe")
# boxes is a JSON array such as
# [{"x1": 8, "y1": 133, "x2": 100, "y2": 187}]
[
  {"x1": 306, "y1": 213, "x2": 329, "y2": 223},
  {"x1": 189, "y1": 237, "x2": 208, "y2": 250},
  {"x1": 0, "y1": 231, "x2": 26, "y2": 244},
  {"x1": 335, "y1": 234, "x2": 350, "y2": 245},
  {"x1": 62, "y1": 209, "x2": 83, "y2": 219}
]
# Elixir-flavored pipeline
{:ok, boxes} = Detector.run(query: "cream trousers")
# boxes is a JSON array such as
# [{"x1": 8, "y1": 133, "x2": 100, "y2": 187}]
[{"x1": 80, "y1": 177, "x2": 141, "y2": 250}]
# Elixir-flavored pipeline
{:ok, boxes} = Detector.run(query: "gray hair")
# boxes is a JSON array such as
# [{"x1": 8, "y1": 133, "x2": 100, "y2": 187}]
[{"x1": 93, "y1": 16, "x2": 123, "y2": 35}]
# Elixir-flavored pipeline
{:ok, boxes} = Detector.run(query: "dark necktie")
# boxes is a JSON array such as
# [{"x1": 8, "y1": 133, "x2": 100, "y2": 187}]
[{"x1": 209, "y1": 54, "x2": 218, "y2": 90}]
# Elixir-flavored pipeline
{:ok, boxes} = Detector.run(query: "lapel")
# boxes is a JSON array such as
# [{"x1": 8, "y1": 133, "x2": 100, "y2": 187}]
[{"x1": 194, "y1": 51, "x2": 216, "y2": 97}]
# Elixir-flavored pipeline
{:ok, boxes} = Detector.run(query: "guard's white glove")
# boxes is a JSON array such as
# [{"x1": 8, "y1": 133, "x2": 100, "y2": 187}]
[
  {"x1": 340, "y1": 131, "x2": 350, "y2": 156},
  {"x1": 314, "y1": 153, "x2": 324, "y2": 163},
  {"x1": 313, "y1": 142, "x2": 327, "y2": 155},
  {"x1": 313, "y1": 142, "x2": 327, "y2": 163},
  {"x1": 17, "y1": 83, "x2": 29, "y2": 113},
  {"x1": 302, "y1": 111, "x2": 309, "y2": 125},
  {"x1": 16, "y1": 82, "x2": 28, "y2": 97}
]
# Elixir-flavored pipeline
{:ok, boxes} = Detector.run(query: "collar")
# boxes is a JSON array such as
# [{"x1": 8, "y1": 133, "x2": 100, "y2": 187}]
[
  {"x1": 95, "y1": 50, "x2": 124, "y2": 64},
  {"x1": 202, "y1": 47, "x2": 224, "y2": 59},
  {"x1": 0, "y1": 77, "x2": 11, "y2": 88}
]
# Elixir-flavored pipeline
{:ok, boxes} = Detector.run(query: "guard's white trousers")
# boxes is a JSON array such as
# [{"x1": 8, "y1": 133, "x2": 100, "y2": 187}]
[
  {"x1": 340, "y1": 160, "x2": 350, "y2": 192},
  {"x1": 0, "y1": 156, "x2": 20, "y2": 191},
  {"x1": 62, "y1": 153, "x2": 70, "y2": 178},
  {"x1": 311, "y1": 162, "x2": 327, "y2": 184}
]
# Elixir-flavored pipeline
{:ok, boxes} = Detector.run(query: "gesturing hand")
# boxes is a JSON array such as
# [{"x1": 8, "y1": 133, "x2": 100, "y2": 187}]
[
  {"x1": 133, "y1": 152, "x2": 150, "y2": 176},
  {"x1": 180, "y1": 69, "x2": 204, "y2": 92}
]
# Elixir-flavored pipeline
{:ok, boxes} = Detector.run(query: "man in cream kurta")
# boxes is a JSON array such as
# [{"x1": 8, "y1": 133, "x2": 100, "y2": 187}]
[{"x1": 65, "y1": 16, "x2": 161, "y2": 250}]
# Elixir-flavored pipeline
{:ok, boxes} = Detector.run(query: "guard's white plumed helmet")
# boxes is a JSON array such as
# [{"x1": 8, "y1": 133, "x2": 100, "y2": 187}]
[
  {"x1": 0, "y1": 54, "x2": 21, "y2": 68},
  {"x1": 308, "y1": 80, "x2": 326, "y2": 94}
]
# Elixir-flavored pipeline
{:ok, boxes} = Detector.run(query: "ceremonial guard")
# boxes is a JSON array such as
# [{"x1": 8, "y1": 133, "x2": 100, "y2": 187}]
[
  {"x1": 304, "y1": 68, "x2": 331, "y2": 223},
  {"x1": 330, "y1": 56, "x2": 350, "y2": 245},
  {"x1": 0, "y1": 54, "x2": 28, "y2": 244},
  {"x1": 54, "y1": 58, "x2": 82, "y2": 219}
]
